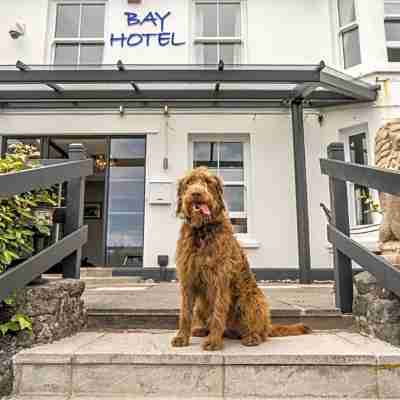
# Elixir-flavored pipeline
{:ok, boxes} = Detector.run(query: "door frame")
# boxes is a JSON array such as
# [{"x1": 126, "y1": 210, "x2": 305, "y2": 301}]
[{"x1": 2, "y1": 134, "x2": 147, "y2": 269}]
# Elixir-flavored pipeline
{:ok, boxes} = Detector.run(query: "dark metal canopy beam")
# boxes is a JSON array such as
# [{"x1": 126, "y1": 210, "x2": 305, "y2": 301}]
[
  {"x1": 0, "y1": 68, "x2": 322, "y2": 84},
  {"x1": 0, "y1": 100, "x2": 360, "y2": 110},
  {"x1": 16, "y1": 60, "x2": 63, "y2": 93},
  {"x1": 0, "y1": 89, "x2": 354, "y2": 102},
  {"x1": 319, "y1": 70, "x2": 377, "y2": 101},
  {"x1": 292, "y1": 83, "x2": 321, "y2": 100}
]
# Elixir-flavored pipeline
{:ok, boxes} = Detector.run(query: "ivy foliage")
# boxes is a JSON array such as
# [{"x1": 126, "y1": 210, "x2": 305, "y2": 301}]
[
  {"x1": 0, "y1": 143, "x2": 59, "y2": 273},
  {"x1": 0, "y1": 313, "x2": 32, "y2": 336}
]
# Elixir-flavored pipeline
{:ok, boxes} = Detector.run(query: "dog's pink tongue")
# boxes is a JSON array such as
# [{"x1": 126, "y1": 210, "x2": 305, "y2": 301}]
[{"x1": 199, "y1": 204, "x2": 210, "y2": 216}]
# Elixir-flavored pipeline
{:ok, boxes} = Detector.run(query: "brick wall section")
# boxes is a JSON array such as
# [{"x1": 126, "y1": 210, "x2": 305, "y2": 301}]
[
  {"x1": 0, "y1": 279, "x2": 87, "y2": 396},
  {"x1": 353, "y1": 271, "x2": 400, "y2": 347}
]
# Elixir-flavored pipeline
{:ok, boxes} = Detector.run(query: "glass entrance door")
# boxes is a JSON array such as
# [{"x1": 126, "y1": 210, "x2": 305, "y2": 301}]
[{"x1": 106, "y1": 138, "x2": 146, "y2": 268}]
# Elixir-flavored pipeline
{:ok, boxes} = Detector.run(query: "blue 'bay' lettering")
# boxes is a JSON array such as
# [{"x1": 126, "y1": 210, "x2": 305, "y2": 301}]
[
  {"x1": 124, "y1": 11, "x2": 171, "y2": 32},
  {"x1": 111, "y1": 11, "x2": 185, "y2": 48}
]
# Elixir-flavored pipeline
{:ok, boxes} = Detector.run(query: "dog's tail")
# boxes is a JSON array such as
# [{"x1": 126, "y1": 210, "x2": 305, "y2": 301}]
[{"x1": 269, "y1": 323, "x2": 312, "y2": 337}]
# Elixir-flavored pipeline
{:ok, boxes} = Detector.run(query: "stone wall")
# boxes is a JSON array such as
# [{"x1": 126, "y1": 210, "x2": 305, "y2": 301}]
[
  {"x1": 353, "y1": 271, "x2": 400, "y2": 347},
  {"x1": 0, "y1": 279, "x2": 87, "y2": 396}
]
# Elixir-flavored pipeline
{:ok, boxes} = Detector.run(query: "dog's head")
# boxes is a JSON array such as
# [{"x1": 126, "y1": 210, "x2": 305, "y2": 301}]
[{"x1": 176, "y1": 167, "x2": 226, "y2": 228}]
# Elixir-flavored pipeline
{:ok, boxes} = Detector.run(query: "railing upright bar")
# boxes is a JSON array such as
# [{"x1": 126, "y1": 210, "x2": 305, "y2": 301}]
[
  {"x1": 327, "y1": 142, "x2": 353, "y2": 313},
  {"x1": 61, "y1": 144, "x2": 87, "y2": 279}
]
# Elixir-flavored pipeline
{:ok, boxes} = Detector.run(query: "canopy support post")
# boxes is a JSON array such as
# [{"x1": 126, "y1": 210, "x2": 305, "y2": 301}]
[{"x1": 291, "y1": 100, "x2": 312, "y2": 283}]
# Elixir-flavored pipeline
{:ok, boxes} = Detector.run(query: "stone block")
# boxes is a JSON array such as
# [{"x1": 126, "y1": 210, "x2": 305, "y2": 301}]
[
  {"x1": 354, "y1": 271, "x2": 377, "y2": 295},
  {"x1": 377, "y1": 365, "x2": 400, "y2": 398},
  {"x1": 367, "y1": 298, "x2": 400, "y2": 324},
  {"x1": 374, "y1": 323, "x2": 400, "y2": 347},
  {"x1": 224, "y1": 365, "x2": 378, "y2": 398},
  {"x1": 353, "y1": 293, "x2": 372, "y2": 317},
  {"x1": 72, "y1": 364, "x2": 223, "y2": 397},
  {"x1": 14, "y1": 364, "x2": 71, "y2": 395}
]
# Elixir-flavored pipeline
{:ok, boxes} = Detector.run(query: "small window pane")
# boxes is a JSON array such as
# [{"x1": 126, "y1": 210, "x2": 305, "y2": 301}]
[
  {"x1": 219, "y1": 3, "x2": 241, "y2": 36},
  {"x1": 196, "y1": 3, "x2": 218, "y2": 36},
  {"x1": 54, "y1": 44, "x2": 78, "y2": 65},
  {"x1": 220, "y1": 168, "x2": 243, "y2": 181},
  {"x1": 110, "y1": 138, "x2": 146, "y2": 159},
  {"x1": 385, "y1": 2, "x2": 400, "y2": 15},
  {"x1": 55, "y1": 4, "x2": 80, "y2": 38},
  {"x1": 220, "y1": 142, "x2": 243, "y2": 166},
  {"x1": 231, "y1": 218, "x2": 247, "y2": 234},
  {"x1": 80, "y1": 4, "x2": 105, "y2": 38},
  {"x1": 385, "y1": 21, "x2": 400, "y2": 41},
  {"x1": 338, "y1": 0, "x2": 356, "y2": 27},
  {"x1": 220, "y1": 43, "x2": 241, "y2": 64},
  {"x1": 343, "y1": 27, "x2": 361, "y2": 68},
  {"x1": 388, "y1": 47, "x2": 400, "y2": 61},
  {"x1": 193, "y1": 142, "x2": 218, "y2": 169},
  {"x1": 196, "y1": 43, "x2": 218, "y2": 64},
  {"x1": 80, "y1": 44, "x2": 104, "y2": 64},
  {"x1": 224, "y1": 186, "x2": 244, "y2": 212}
]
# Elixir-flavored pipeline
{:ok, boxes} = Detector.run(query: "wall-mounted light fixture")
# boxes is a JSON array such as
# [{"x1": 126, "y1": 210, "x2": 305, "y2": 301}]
[
  {"x1": 9, "y1": 22, "x2": 25, "y2": 39},
  {"x1": 93, "y1": 154, "x2": 107, "y2": 172}
]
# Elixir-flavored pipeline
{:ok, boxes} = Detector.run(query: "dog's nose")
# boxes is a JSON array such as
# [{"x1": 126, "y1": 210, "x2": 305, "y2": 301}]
[{"x1": 191, "y1": 192, "x2": 201, "y2": 200}]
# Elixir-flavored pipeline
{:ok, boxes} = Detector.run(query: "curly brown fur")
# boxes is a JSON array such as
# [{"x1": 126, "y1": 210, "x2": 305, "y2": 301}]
[{"x1": 171, "y1": 167, "x2": 311, "y2": 351}]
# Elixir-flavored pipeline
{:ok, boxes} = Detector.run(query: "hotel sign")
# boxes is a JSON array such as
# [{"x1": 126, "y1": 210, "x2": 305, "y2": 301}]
[{"x1": 110, "y1": 11, "x2": 186, "y2": 48}]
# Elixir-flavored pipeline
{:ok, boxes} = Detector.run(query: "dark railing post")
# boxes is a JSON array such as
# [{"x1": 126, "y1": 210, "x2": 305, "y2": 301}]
[
  {"x1": 62, "y1": 144, "x2": 86, "y2": 279},
  {"x1": 327, "y1": 142, "x2": 353, "y2": 313}
]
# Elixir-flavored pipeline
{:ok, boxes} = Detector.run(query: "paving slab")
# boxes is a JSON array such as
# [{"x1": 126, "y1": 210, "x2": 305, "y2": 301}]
[{"x1": 83, "y1": 282, "x2": 337, "y2": 313}]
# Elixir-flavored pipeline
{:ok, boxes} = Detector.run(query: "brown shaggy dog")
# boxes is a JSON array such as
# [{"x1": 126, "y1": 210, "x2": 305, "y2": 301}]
[{"x1": 171, "y1": 167, "x2": 311, "y2": 351}]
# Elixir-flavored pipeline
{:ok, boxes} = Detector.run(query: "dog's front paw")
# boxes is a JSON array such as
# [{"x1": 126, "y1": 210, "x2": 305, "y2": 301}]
[
  {"x1": 192, "y1": 327, "x2": 209, "y2": 337},
  {"x1": 202, "y1": 336, "x2": 224, "y2": 351},
  {"x1": 171, "y1": 335, "x2": 190, "y2": 347}
]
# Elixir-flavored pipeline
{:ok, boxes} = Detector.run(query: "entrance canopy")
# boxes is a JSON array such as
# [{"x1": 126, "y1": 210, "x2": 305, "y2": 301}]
[
  {"x1": 0, "y1": 60, "x2": 378, "y2": 284},
  {"x1": 0, "y1": 61, "x2": 377, "y2": 109}
]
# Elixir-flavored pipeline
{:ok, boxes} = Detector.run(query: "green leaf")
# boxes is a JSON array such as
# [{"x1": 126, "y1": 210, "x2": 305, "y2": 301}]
[{"x1": 12, "y1": 314, "x2": 32, "y2": 331}]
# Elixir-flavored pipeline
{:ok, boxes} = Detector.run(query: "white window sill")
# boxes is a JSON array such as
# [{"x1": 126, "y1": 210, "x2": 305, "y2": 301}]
[{"x1": 235, "y1": 235, "x2": 260, "y2": 249}]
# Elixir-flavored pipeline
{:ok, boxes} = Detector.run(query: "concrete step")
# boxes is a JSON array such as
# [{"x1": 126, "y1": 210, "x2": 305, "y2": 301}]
[
  {"x1": 86, "y1": 308, "x2": 353, "y2": 331},
  {"x1": 12, "y1": 330, "x2": 400, "y2": 399}
]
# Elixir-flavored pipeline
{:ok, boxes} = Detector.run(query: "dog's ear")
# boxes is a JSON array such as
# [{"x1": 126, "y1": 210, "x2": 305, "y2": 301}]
[
  {"x1": 212, "y1": 175, "x2": 226, "y2": 211},
  {"x1": 176, "y1": 177, "x2": 186, "y2": 217}
]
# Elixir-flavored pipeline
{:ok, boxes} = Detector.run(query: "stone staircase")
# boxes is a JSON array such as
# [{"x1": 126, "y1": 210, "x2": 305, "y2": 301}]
[
  {"x1": 7, "y1": 281, "x2": 400, "y2": 399},
  {"x1": 9, "y1": 330, "x2": 400, "y2": 399}
]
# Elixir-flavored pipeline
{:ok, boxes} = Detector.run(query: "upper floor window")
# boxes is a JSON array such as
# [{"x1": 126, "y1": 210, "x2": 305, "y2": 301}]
[
  {"x1": 337, "y1": 0, "x2": 361, "y2": 69},
  {"x1": 194, "y1": 0, "x2": 242, "y2": 65},
  {"x1": 384, "y1": 1, "x2": 400, "y2": 62},
  {"x1": 52, "y1": 2, "x2": 105, "y2": 65}
]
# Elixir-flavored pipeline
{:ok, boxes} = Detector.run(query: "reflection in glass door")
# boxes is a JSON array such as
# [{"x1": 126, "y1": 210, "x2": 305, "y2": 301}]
[{"x1": 106, "y1": 138, "x2": 146, "y2": 267}]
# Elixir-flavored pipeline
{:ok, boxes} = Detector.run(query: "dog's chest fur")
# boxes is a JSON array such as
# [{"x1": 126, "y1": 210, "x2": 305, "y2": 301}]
[{"x1": 176, "y1": 221, "x2": 243, "y2": 291}]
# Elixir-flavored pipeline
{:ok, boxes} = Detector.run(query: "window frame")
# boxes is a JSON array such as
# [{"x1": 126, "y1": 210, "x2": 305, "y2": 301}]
[
  {"x1": 384, "y1": 1, "x2": 400, "y2": 62},
  {"x1": 189, "y1": 134, "x2": 250, "y2": 238},
  {"x1": 49, "y1": 0, "x2": 107, "y2": 65},
  {"x1": 337, "y1": 0, "x2": 361, "y2": 69},
  {"x1": 340, "y1": 123, "x2": 379, "y2": 228},
  {"x1": 193, "y1": 0, "x2": 245, "y2": 64}
]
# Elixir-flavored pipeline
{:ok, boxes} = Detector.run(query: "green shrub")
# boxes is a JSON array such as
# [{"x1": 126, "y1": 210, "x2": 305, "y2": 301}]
[{"x1": 0, "y1": 143, "x2": 59, "y2": 273}]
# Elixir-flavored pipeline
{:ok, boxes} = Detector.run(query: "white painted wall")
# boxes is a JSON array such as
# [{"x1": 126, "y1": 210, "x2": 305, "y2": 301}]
[
  {"x1": 0, "y1": 0, "x2": 336, "y2": 65},
  {"x1": 1, "y1": 0, "x2": 399, "y2": 270}
]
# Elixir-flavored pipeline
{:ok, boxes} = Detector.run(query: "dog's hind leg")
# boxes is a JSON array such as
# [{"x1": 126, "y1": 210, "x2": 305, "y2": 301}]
[
  {"x1": 238, "y1": 288, "x2": 271, "y2": 346},
  {"x1": 192, "y1": 296, "x2": 210, "y2": 337}
]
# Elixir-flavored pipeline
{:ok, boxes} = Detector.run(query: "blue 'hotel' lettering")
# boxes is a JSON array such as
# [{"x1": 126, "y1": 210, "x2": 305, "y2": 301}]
[{"x1": 110, "y1": 10, "x2": 185, "y2": 48}]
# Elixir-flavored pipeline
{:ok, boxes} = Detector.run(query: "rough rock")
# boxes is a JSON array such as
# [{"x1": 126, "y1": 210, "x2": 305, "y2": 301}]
[
  {"x1": 353, "y1": 271, "x2": 400, "y2": 347},
  {"x1": 0, "y1": 279, "x2": 87, "y2": 397}
]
